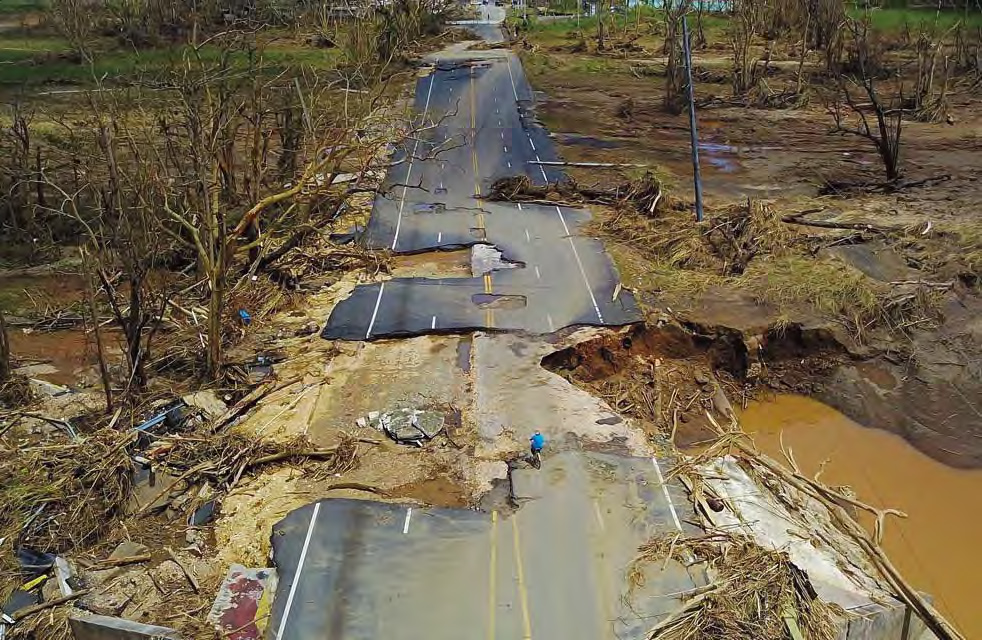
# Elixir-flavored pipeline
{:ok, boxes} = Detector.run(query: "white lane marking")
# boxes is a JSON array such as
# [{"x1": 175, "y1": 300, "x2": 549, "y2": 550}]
[
  {"x1": 527, "y1": 135, "x2": 536, "y2": 151},
  {"x1": 506, "y1": 54, "x2": 520, "y2": 102},
  {"x1": 500, "y1": 132, "x2": 504, "y2": 139},
  {"x1": 507, "y1": 161, "x2": 512, "y2": 168},
  {"x1": 534, "y1": 265, "x2": 541, "y2": 279},
  {"x1": 593, "y1": 500, "x2": 606, "y2": 531},
  {"x1": 525, "y1": 228, "x2": 531, "y2": 242},
  {"x1": 403, "y1": 507, "x2": 413, "y2": 534},
  {"x1": 652, "y1": 457, "x2": 683, "y2": 532},
  {"x1": 365, "y1": 282, "x2": 386, "y2": 339},
  {"x1": 392, "y1": 71, "x2": 436, "y2": 251},
  {"x1": 431, "y1": 316, "x2": 437, "y2": 329},
  {"x1": 498, "y1": 119, "x2": 502, "y2": 125},
  {"x1": 517, "y1": 202, "x2": 523, "y2": 211},
  {"x1": 534, "y1": 153, "x2": 549, "y2": 182},
  {"x1": 438, "y1": 232, "x2": 443, "y2": 243},
  {"x1": 504, "y1": 146, "x2": 508, "y2": 153},
  {"x1": 555, "y1": 206, "x2": 604, "y2": 322},
  {"x1": 546, "y1": 313, "x2": 555, "y2": 332},
  {"x1": 274, "y1": 502, "x2": 321, "y2": 640}
]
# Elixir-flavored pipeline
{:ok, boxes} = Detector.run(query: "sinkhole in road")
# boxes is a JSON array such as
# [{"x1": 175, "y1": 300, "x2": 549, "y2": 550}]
[{"x1": 471, "y1": 293, "x2": 527, "y2": 310}]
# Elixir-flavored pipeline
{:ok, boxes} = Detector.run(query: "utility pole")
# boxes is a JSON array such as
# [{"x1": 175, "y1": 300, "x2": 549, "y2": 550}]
[{"x1": 681, "y1": 15, "x2": 704, "y2": 222}]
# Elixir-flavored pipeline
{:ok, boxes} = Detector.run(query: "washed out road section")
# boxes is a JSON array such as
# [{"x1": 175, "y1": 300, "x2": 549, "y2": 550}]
[
  {"x1": 322, "y1": 46, "x2": 640, "y2": 340},
  {"x1": 264, "y1": 451, "x2": 702, "y2": 640}
]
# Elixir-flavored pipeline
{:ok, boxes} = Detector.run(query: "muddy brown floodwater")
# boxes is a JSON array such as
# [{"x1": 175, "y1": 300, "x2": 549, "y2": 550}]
[{"x1": 739, "y1": 394, "x2": 982, "y2": 637}]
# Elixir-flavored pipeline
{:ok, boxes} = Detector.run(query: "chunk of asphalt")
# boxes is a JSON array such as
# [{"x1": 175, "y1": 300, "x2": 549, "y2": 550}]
[
  {"x1": 470, "y1": 243, "x2": 525, "y2": 277},
  {"x1": 69, "y1": 614, "x2": 182, "y2": 640}
]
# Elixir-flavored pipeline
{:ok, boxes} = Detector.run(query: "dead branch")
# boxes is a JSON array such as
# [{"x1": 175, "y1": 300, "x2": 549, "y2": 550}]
[
  {"x1": 780, "y1": 210, "x2": 898, "y2": 233},
  {"x1": 165, "y1": 547, "x2": 200, "y2": 593},
  {"x1": 11, "y1": 590, "x2": 89, "y2": 621}
]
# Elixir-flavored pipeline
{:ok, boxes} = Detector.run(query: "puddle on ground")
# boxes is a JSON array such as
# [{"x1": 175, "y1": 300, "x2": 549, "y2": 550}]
[
  {"x1": 554, "y1": 133, "x2": 625, "y2": 150},
  {"x1": 456, "y1": 336, "x2": 472, "y2": 373},
  {"x1": 471, "y1": 293, "x2": 527, "y2": 310},
  {"x1": 8, "y1": 328, "x2": 115, "y2": 387},
  {"x1": 740, "y1": 394, "x2": 982, "y2": 637}
]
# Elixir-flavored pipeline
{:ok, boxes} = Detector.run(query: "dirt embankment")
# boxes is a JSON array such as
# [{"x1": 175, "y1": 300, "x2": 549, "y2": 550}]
[{"x1": 516, "y1": 20, "x2": 982, "y2": 469}]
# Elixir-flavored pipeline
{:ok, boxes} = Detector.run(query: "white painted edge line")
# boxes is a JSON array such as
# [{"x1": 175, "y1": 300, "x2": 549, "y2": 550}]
[
  {"x1": 506, "y1": 53, "x2": 521, "y2": 103},
  {"x1": 431, "y1": 316, "x2": 437, "y2": 329},
  {"x1": 365, "y1": 282, "x2": 386, "y2": 339},
  {"x1": 534, "y1": 265, "x2": 541, "y2": 279},
  {"x1": 391, "y1": 68, "x2": 436, "y2": 251},
  {"x1": 593, "y1": 500, "x2": 606, "y2": 531},
  {"x1": 524, "y1": 228, "x2": 531, "y2": 242},
  {"x1": 651, "y1": 457, "x2": 683, "y2": 532},
  {"x1": 438, "y1": 231, "x2": 443, "y2": 243},
  {"x1": 403, "y1": 507, "x2": 413, "y2": 534},
  {"x1": 534, "y1": 154, "x2": 549, "y2": 182},
  {"x1": 274, "y1": 502, "x2": 321, "y2": 640},
  {"x1": 554, "y1": 206, "x2": 604, "y2": 323}
]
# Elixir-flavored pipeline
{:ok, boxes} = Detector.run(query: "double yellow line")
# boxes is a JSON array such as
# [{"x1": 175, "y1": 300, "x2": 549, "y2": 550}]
[
  {"x1": 470, "y1": 64, "x2": 494, "y2": 328},
  {"x1": 487, "y1": 510, "x2": 533, "y2": 639}
]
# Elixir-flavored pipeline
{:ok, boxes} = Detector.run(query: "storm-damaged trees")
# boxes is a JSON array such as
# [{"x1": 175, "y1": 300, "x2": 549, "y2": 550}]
[{"x1": 829, "y1": 17, "x2": 904, "y2": 182}]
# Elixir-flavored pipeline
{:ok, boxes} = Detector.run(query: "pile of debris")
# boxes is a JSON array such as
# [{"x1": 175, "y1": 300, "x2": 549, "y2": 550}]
[
  {"x1": 0, "y1": 389, "x2": 361, "y2": 638},
  {"x1": 357, "y1": 408, "x2": 446, "y2": 447},
  {"x1": 632, "y1": 410, "x2": 966, "y2": 640},
  {"x1": 488, "y1": 173, "x2": 664, "y2": 214}
]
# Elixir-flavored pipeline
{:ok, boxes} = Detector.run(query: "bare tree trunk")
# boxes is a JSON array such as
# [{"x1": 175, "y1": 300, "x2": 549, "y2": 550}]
[
  {"x1": 81, "y1": 247, "x2": 114, "y2": 411},
  {"x1": 206, "y1": 272, "x2": 225, "y2": 378},
  {"x1": 0, "y1": 310, "x2": 10, "y2": 382}
]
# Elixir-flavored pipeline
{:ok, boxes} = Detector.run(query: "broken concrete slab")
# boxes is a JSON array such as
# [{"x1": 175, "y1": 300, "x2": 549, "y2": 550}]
[
  {"x1": 359, "y1": 408, "x2": 445, "y2": 446},
  {"x1": 108, "y1": 542, "x2": 149, "y2": 561},
  {"x1": 69, "y1": 614, "x2": 181, "y2": 640},
  {"x1": 207, "y1": 565, "x2": 277, "y2": 640},
  {"x1": 182, "y1": 391, "x2": 228, "y2": 419},
  {"x1": 697, "y1": 456, "x2": 932, "y2": 640}
]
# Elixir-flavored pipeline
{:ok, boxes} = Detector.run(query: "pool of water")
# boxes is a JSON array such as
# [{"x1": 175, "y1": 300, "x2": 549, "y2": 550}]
[{"x1": 739, "y1": 394, "x2": 982, "y2": 637}]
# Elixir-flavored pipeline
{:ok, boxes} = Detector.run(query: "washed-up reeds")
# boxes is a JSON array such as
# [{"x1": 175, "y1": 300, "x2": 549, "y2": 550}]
[{"x1": 630, "y1": 532, "x2": 841, "y2": 640}]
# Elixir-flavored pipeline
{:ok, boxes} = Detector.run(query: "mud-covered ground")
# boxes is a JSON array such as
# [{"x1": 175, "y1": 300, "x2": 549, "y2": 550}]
[{"x1": 517, "y1": 29, "x2": 982, "y2": 470}]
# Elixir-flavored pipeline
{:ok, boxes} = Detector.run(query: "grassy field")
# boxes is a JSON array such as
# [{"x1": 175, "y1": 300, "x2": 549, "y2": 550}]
[
  {"x1": 859, "y1": 7, "x2": 982, "y2": 31},
  {"x1": 0, "y1": 35, "x2": 342, "y2": 86},
  {"x1": 0, "y1": 0, "x2": 45, "y2": 16}
]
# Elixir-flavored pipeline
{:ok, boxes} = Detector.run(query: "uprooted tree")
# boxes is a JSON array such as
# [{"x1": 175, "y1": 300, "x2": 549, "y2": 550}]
[{"x1": 829, "y1": 17, "x2": 904, "y2": 182}]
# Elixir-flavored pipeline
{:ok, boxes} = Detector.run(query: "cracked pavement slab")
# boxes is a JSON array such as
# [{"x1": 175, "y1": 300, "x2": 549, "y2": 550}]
[{"x1": 322, "y1": 44, "x2": 641, "y2": 341}]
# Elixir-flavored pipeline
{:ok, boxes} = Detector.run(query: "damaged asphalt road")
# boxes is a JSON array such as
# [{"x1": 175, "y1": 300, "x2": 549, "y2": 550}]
[
  {"x1": 322, "y1": 43, "x2": 641, "y2": 340},
  {"x1": 265, "y1": 452, "x2": 702, "y2": 640}
]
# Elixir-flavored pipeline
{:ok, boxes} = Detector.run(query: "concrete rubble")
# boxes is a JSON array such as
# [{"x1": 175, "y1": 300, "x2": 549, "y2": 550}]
[
  {"x1": 68, "y1": 614, "x2": 181, "y2": 640},
  {"x1": 356, "y1": 408, "x2": 445, "y2": 446},
  {"x1": 697, "y1": 456, "x2": 936, "y2": 640}
]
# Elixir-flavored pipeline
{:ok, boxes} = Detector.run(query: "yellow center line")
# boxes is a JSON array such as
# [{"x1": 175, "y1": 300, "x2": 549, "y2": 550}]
[
  {"x1": 488, "y1": 510, "x2": 498, "y2": 640},
  {"x1": 471, "y1": 63, "x2": 495, "y2": 328},
  {"x1": 511, "y1": 514, "x2": 533, "y2": 640}
]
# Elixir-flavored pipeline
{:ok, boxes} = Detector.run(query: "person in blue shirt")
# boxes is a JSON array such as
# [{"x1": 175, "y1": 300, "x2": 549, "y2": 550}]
[{"x1": 529, "y1": 431, "x2": 545, "y2": 458}]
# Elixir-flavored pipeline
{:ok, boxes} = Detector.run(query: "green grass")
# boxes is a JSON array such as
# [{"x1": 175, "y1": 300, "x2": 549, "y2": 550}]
[
  {"x1": 0, "y1": 0, "x2": 45, "y2": 16},
  {"x1": 857, "y1": 7, "x2": 982, "y2": 32},
  {"x1": 0, "y1": 37, "x2": 342, "y2": 86}
]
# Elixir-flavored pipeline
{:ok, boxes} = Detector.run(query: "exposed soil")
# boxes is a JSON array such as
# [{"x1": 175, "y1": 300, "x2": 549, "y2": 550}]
[
  {"x1": 389, "y1": 474, "x2": 471, "y2": 507},
  {"x1": 520, "y1": 33, "x2": 982, "y2": 471}
]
